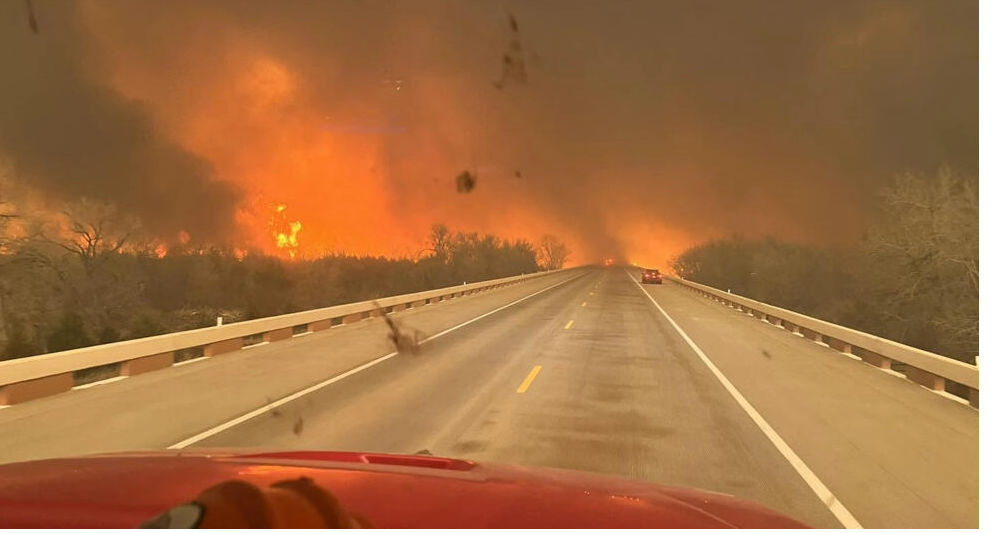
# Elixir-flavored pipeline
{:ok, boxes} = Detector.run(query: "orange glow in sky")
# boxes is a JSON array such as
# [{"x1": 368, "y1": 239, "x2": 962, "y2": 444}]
[
  {"x1": 78, "y1": 2, "x2": 704, "y2": 268},
  {"x1": 0, "y1": 0, "x2": 974, "y2": 272}
]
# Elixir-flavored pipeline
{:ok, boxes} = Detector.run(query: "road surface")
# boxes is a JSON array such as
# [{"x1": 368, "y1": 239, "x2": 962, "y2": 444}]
[{"x1": 0, "y1": 267, "x2": 978, "y2": 528}]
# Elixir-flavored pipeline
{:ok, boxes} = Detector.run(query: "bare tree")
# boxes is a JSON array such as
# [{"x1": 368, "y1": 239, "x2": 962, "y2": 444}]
[
  {"x1": 37, "y1": 199, "x2": 139, "y2": 277},
  {"x1": 428, "y1": 224, "x2": 452, "y2": 262},
  {"x1": 0, "y1": 172, "x2": 21, "y2": 255},
  {"x1": 536, "y1": 235, "x2": 570, "y2": 271},
  {"x1": 23, "y1": 199, "x2": 147, "y2": 347},
  {"x1": 864, "y1": 167, "x2": 978, "y2": 361},
  {"x1": 0, "y1": 193, "x2": 17, "y2": 347}
]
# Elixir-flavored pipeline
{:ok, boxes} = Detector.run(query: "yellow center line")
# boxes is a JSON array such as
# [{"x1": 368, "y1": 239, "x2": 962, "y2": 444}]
[
  {"x1": 516, "y1": 365, "x2": 542, "y2": 393},
  {"x1": 581, "y1": 301, "x2": 587, "y2": 307},
  {"x1": 564, "y1": 320, "x2": 574, "y2": 330}
]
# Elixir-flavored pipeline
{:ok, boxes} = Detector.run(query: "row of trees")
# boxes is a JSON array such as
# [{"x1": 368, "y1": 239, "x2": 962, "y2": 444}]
[
  {"x1": 672, "y1": 168, "x2": 978, "y2": 363},
  {"x1": 0, "y1": 209, "x2": 570, "y2": 360}
]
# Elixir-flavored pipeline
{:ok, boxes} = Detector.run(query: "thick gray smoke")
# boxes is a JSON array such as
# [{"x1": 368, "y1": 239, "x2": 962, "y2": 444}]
[
  {"x1": 0, "y1": 1, "x2": 241, "y2": 242},
  {"x1": 0, "y1": 0, "x2": 977, "y2": 260}
]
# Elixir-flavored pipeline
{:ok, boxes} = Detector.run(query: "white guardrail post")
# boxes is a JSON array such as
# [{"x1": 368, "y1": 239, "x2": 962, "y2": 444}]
[
  {"x1": 0, "y1": 268, "x2": 574, "y2": 406},
  {"x1": 666, "y1": 275, "x2": 979, "y2": 409}
]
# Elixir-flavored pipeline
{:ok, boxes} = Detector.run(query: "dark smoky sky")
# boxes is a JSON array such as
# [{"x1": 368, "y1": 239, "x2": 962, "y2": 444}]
[
  {"x1": 0, "y1": 0, "x2": 242, "y2": 242},
  {"x1": 0, "y1": 0, "x2": 977, "y2": 261}
]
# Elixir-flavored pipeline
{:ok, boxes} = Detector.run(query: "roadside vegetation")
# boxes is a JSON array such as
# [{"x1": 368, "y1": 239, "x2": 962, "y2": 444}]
[
  {"x1": 672, "y1": 168, "x2": 978, "y2": 363},
  {"x1": 0, "y1": 212, "x2": 569, "y2": 360}
]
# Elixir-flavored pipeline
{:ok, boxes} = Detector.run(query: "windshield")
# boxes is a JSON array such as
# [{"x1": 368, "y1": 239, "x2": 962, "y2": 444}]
[{"x1": 0, "y1": 0, "x2": 979, "y2": 529}]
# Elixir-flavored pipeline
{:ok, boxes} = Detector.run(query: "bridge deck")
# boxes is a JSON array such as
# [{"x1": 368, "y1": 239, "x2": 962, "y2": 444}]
[{"x1": 0, "y1": 267, "x2": 977, "y2": 528}]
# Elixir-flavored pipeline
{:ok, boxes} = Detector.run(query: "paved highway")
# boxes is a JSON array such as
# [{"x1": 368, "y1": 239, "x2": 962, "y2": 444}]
[{"x1": 0, "y1": 267, "x2": 978, "y2": 528}]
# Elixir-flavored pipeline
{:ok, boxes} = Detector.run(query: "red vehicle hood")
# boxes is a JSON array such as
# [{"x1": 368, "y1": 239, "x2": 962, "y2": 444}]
[{"x1": 0, "y1": 450, "x2": 808, "y2": 529}]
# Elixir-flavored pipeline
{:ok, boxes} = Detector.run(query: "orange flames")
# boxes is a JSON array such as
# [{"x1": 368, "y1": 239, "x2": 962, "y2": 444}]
[
  {"x1": 271, "y1": 203, "x2": 302, "y2": 259},
  {"x1": 77, "y1": 2, "x2": 697, "y2": 268}
]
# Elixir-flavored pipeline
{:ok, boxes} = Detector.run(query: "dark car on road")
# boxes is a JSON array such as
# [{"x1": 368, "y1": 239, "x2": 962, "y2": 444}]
[{"x1": 642, "y1": 269, "x2": 662, "y2": 284}]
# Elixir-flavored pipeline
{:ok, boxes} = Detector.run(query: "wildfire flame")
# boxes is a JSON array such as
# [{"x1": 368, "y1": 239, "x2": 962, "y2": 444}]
[
  {"x1": 271, "y1": 203, "x2": 302, "y2": 259},
  {"x1": 276, "y1": 221, "x2": 302, "y2": 250}
]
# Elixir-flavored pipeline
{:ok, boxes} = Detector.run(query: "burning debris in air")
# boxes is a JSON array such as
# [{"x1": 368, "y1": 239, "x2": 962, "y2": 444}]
[
  {"x1": 24, "y1": 0, "x2": 39, "y2": 34},
  {"x1": 373, "y1": 301, "x2": 425, "y2": 355},
  {"x1": 267, "y1": 397, "x2": 307, "y2": 437},
  {"x1": 493, "y1": 14, "x2": 528, "y2": 90},
  {"x1": 456, "y1": 171, "x2": 477, "y2": 193}
]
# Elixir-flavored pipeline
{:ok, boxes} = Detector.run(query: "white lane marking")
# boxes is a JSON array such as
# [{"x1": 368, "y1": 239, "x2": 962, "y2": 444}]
[
  {"x1": 627, "y1": 270, "x2": 863, "y2": 529},
  {"x1": 168, "y1": 272, "x2": 587, "y2": 449},
  {"x1": 73, "y1": 376, "x2": 128, "y2": 390},
  {"x1": 293, "y1": 331, "x2": 314, "y2": 338}
]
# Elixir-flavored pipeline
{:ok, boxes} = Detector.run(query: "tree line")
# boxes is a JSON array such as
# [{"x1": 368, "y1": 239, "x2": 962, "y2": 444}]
[
  {"x1": 672, "y1": 168, "x2": 978, "y2": 364},
  {"x1": 0, "y1": 210, "x2": 571, "y2": 360}
]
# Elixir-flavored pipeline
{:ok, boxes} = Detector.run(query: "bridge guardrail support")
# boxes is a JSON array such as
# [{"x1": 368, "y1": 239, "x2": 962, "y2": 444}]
[
  {"x1": 204, "y1": 338, "x2": 244, "y2": 357},
  {"x1": 0, "y1": 374, "x2": 73, "y2": 405},
  {"x1": 308, "y1": 319, "x2": 332, "y2": 332},
  {"x1": 263, "y1": 328, "x2": 294, "y2": 343},
  {"x1": 121, "y1": 353, "x2": 173, "y2": 376}
]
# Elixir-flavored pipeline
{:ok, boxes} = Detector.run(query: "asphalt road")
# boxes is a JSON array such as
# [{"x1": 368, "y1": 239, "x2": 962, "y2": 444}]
[
  {"x1": 640, "y1": 271, "x2": 978, "y2": 530},
  {"x1": 0, "y1": 266, "x2": 978, "y2": 528}
]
